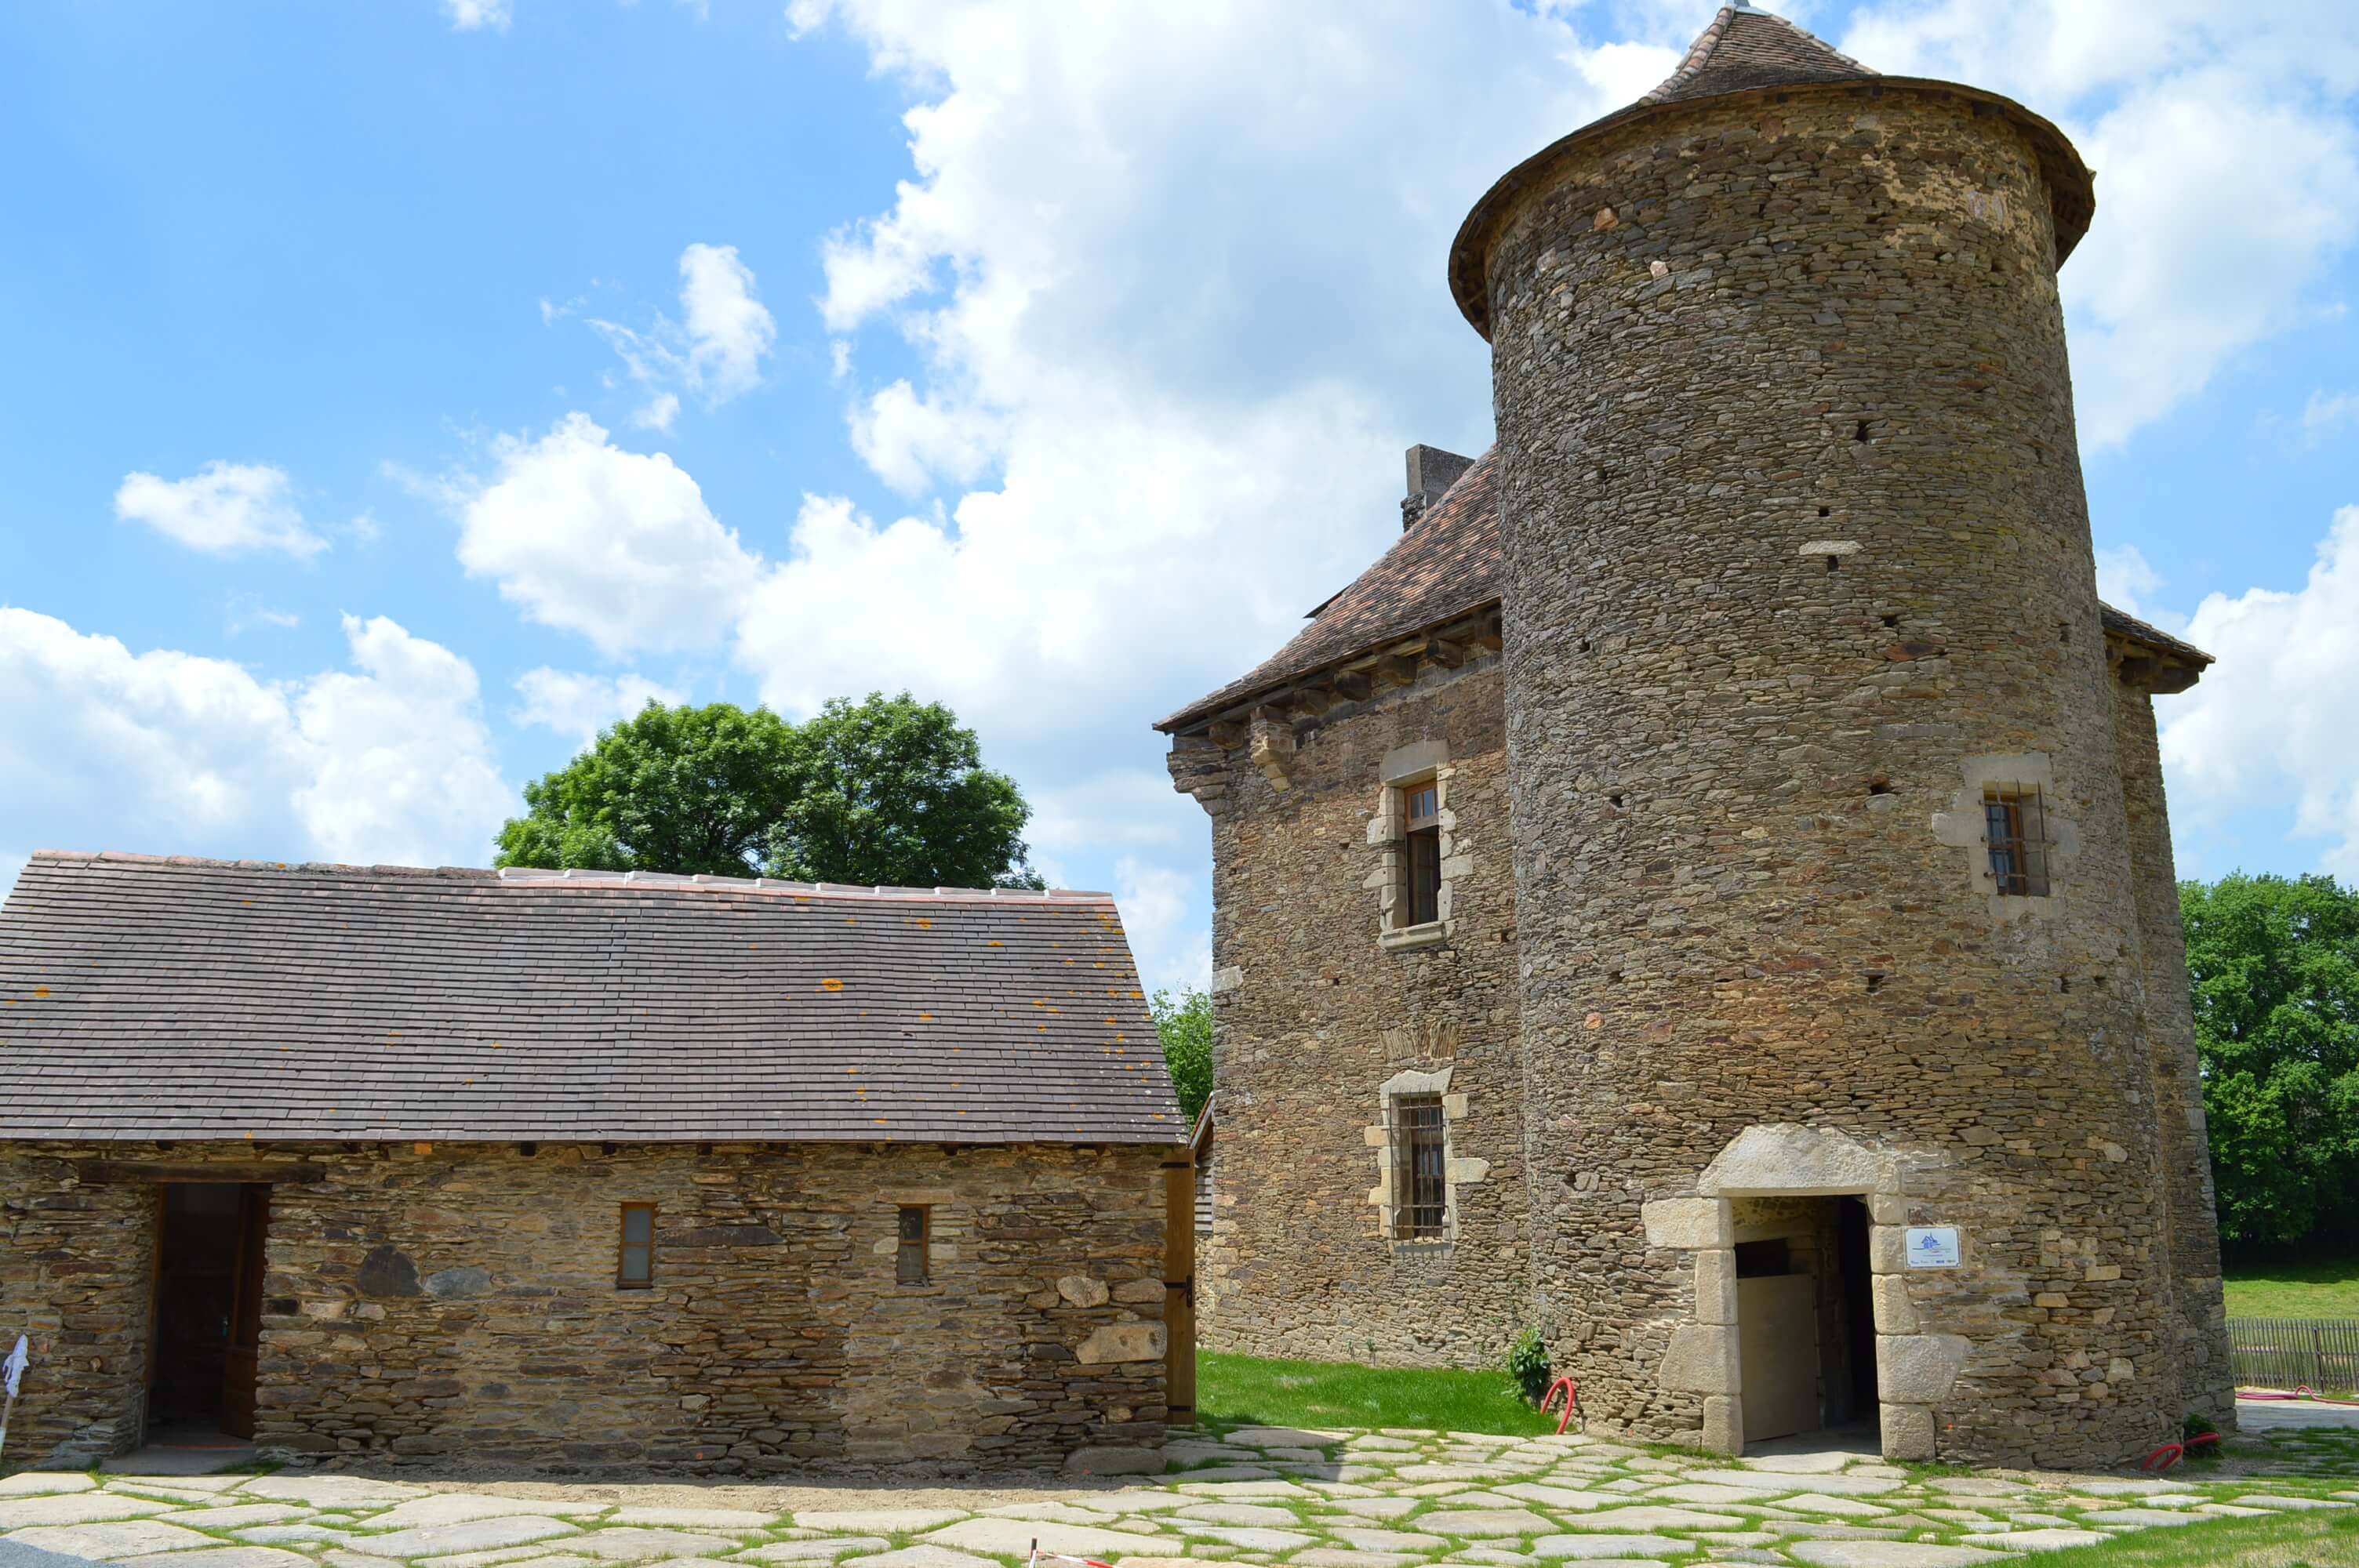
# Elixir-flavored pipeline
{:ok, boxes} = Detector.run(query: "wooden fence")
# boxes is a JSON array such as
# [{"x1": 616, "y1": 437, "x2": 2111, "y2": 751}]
[{"x1": 2228, "y1": 1316, "x2": 2359, "y2": 1395}]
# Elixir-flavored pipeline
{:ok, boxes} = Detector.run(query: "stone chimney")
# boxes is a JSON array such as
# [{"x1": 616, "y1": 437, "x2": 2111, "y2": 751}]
[{"x1": 1401, "y1": 445, "x2": 1474, "y2": 531}]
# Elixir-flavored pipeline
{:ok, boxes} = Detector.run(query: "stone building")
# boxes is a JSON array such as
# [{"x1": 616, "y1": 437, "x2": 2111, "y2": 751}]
[
  {"x1": 0, "y1": 851, "x2": 1183, "y2": 1472},
  {"x1": 1158, "y1": 3, "x2": 2232, "y2": 1467}
]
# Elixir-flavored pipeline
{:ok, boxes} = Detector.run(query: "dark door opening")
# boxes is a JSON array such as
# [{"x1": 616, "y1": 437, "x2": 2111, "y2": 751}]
[
  {"x1": 147, "y1": 1183, "x2": 269, "y2": 1440},
  {"x1": 1836, "y1": 1196, "x2": 1877, "y2": 1427}
]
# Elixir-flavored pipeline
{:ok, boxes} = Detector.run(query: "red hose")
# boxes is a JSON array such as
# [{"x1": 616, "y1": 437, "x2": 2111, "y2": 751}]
[
  {"x1": 1540, "y1": 1375, "x2": 1579, "y2": 1435},
  {"x1": 2139, "y1": 1430, "x2": 2221, "y2": 1471}
]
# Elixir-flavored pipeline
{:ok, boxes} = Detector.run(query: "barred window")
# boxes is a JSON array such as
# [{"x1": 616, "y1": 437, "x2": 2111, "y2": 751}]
[
  {"x1": 1983, "y1": 784, "x2": 2052, "y2": 898},
  {"x1": 1401, "y1": 784, "x2": 1441, "y2": 927},
  {"x1": 1390, "y1": 1095, "x2": 1448, "y2": 1240},
  {"x1": 896, "y1": 1205, "x2": 930, "y2": 1285}
]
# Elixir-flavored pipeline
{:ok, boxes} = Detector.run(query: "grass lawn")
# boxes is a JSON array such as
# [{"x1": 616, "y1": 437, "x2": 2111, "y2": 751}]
[
  {"x1": 1195, "y1": 1348, "x2": 1558, "y2": 1436},
  {"x1": 2227, "y1": 1258, "x2": 2359, "y2": 1319},
  {"x1": 2027, "y1": 1505, "x2": 2359, "y2": 1566}
]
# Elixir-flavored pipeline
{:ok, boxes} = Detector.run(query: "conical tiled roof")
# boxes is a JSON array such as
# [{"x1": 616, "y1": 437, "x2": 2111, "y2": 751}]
[{"x1": 1639, "y1": 4, "x2": 1873, "y2": 105}]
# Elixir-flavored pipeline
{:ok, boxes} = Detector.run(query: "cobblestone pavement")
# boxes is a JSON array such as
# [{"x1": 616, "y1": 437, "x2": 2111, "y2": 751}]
[{"x1": 3, "y1": 1421, "x2": 2356, "y2": 1568}]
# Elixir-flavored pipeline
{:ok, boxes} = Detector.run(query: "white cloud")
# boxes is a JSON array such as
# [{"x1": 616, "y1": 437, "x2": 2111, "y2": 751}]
[
  {"x1": 0, "y1": 608, "x2": 511, "y2": 873},
  {"x1": 678, "y1": 243, "x2": 776, "y2": 403},
  {"x1": 2305, "y1": 388, "x2": 2359, "y2": 441},
  {"x1": 1839, "y1": 0, "x2": 2359, "y2": 448},
  {"x1": 443, "y1": 0, "x2": 510, "y2": 31},
  {"x1": 1113, "y1": 854, "x2": 1205, "y2": 995},
  {"x1": 2159, "y1": 506, "x2": 2359, "y2": 877},
  {"x1": 225, "y1": 594, "x2": 302, "y2": 637},
  {"x1": 513, "y1": 667, "x2": 688, "y2": 748},
  {"x1": 453, "y1": 412, "x2": 761, "y2": 658},
  {"x1": 589, "y1": 243, "x2": 776, "y2": 427},
  {"x1": 2093, "y1": 543, "x2": 2179, "y2": 630},
  {"x1": 114, "y1": 461, "x2": 328, "y2": 559}
]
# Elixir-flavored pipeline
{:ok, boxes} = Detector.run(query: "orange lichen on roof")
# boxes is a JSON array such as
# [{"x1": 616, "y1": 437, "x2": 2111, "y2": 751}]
[{"x1": 820, "y1": 978, "x2": 845, "y2": 992}]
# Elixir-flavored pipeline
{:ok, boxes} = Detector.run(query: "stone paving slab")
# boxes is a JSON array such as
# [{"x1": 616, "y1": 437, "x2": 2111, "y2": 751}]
[{"x1": 27, "y1": 1401, "x2": 2359, "y2": 1568}]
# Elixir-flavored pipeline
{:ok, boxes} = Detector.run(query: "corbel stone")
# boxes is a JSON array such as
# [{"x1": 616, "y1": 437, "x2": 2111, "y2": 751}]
[{"x1": 1249, "y1": 716, "x2": 1296, "y2": 790}]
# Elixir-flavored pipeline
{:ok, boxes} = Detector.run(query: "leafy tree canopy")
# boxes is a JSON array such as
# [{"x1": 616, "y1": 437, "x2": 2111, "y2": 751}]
[
  {"x1": 1152, "y1": 986, "x2": 1212, "y2": 1123},
  {"x1": 2183, "y1": 872, "x2": 2359, "y2": 1253},
  {"x1": 495, "y1": 693, "x2": 1041, "y2": 890}
]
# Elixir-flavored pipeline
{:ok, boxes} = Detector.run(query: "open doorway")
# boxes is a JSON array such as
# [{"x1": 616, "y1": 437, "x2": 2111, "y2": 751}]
[
  {"x1": 1733, "y1": 1194, "x2": 1877, "y2": 1446},
  {"x1": 146, "y1": 1184, "x2": 269, "y2": 1442}
]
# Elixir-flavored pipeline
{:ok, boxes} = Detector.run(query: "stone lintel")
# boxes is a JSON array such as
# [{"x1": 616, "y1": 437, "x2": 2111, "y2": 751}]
[{"x1": 1641, "y1": 1197, "x2": 1732, "y2": 1250}]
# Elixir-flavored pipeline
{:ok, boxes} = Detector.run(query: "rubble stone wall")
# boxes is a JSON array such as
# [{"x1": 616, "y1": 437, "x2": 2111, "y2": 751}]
[
  {"x1": 2111, "y1": 674, "x2": 2235, "y2": 1424},
  {"x1": 1191, "y1": 660, "x2": 1532, "y2": 1367},
  {"x1": 1479, "y1": 82, "x2": 2215, "y2": 1466},
  {"x1": 0, "y1": 1139, "x2": 1167, "y2": 1472}
]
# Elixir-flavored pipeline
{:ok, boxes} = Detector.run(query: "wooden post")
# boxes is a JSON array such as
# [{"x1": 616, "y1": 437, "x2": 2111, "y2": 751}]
[{"x1": 1163, "y1": 1156, "x2": 1197, "y2": 1421}]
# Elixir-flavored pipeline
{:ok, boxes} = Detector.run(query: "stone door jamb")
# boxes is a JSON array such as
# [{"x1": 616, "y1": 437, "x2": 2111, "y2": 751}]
[{"x1": 1642, "y1": 1123, "x2": 1965, "y2": 1462}]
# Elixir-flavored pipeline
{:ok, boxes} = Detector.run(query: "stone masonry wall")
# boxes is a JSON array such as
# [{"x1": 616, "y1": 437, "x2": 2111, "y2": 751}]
[
  {"x1": 2111, "y1": 673, "x2": 2235, "y2": 1424},
  {"x1": 1188, "y1": 660, "x2": 1532, "y2": 1368},
  {"x1": 0, "y1": 1140, "x2": 1167, "y2": 1472},
  {"x1": 1481, "y1": 83, "x2": 2212, "y2": 1466}
]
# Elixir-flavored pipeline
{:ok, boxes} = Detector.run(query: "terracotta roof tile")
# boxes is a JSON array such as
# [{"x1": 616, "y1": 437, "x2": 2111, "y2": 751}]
[
  {"x1": 1158, "y1": 449, "x2": 1500, "y2": 730},
  {"x1": 0, "y1": 853, "x2": 1181, "y2": 1145}
]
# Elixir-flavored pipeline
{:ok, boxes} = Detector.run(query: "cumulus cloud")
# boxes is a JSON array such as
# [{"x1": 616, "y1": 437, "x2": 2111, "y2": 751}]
[
  {"x1": 513, "y1": 667, "x2": 689, "y2": 748},
  {"x1": 1840, "y1": 0, "x2": 2359, "y2": 447},
  {"x1": 453, "y1": 412, "x2": 761, "y2": 658},
  {"x1": 590, "y1": 243, "x2": 776, "y2": 428},
  {"x1": 2095, "y1": 543, "x2": 2175, "y2": 629},
  {"x1": 0, "y1": 608, "x2": 511, "y2": 873},
  {"x1": 114, "y1": 462, "x2": 328, "y2": 559},
  {"x1": 2159, "y1": 506, "x2": 2359, "y2": 877},
  {"x1": 443, "y1": 0, "x2": 509, "y2": 31}
]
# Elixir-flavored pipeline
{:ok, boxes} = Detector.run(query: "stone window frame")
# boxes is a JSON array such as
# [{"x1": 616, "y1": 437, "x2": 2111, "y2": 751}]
[
  {"x1": 1364, "y1": 1067, "x2": 1485, "y2": 1248},
  {"x1": 1641, "y1": 1124, "x2": 1970, "y2": 1463},
  {"x1": 1934, "y1": 753, "x2": 2079, "y2": 918},
  {"x1": 1368, "y1": 741, "x2": 1463, "y2": 953}
]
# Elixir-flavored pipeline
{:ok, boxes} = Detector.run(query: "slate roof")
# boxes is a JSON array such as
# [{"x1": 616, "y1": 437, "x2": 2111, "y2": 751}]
[
  {"x1": 1640, "y1": 4, "x2": 1872, "y2": 107},
  {"x1": 1157, "y1": 449, "x2": 1501, "y2": 731},
  {"x1": 1448, "y1": 6, "x2": 2096, "y2": 337},
  {"x1": 0, "y1": 853, "x2": 1183, "y2": 1145},
  {"x1": 1157, "y1": 453, "x2": 2208, "y2": 731}
]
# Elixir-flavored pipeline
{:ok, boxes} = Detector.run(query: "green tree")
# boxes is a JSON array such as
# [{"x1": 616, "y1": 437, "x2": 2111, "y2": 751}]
[
  {"x1": 1152, "y1": 986, "x2": 1213, "y2": 1122},
  {"x1": 761, "y1": 693, "x2": 1041, "y2": 889},
  {"x1": 495, "y1": 701, "x2": 800, "y2": 876},
  {"x1": 495, "y1": 693, "x2": 1041, "y2": 889},
  {"x1": 2183, "y1": 873, "x2": 2359, "y2": 1252}
]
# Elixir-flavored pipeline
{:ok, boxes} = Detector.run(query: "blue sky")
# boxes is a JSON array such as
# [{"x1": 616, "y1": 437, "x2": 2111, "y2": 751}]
[{"x1": 2, "y1": 0, "x2": 2355, "y2": 989}]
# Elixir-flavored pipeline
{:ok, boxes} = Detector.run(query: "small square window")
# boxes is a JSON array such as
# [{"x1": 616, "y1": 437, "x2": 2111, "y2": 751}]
[
  {"x1": 1983, "y1": 785, "x2": 2052, "y2": 897},
  {"x1": 896, "y1": 1205, "x2": 930, "y2": 1285},
  {"x1": 1389, "y1": 1096, "x2": 1448, "y2": 1240},
  {"x1": 1399, "y1": 783, "x2": 1441, "y2": 927},
  {"x1": 618, "y1": 1203, "x2": 656, "y2": 1288}
]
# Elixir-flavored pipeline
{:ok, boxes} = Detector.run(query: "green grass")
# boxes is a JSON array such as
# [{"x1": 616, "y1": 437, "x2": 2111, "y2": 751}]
[
  {"x1": 1195, "y1": 1348, "x2": 1558, "y2": 1436},
  {"x1": 2227, "y1": 1258, "x2": 2359, "y2": 1319},
  {"x1": 2026, "y1": 1507, "x2": 2359, "y2": 1566}
]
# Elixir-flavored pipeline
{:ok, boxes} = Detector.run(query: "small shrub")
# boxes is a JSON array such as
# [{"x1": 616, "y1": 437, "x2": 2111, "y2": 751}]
[
  {"x1": 2182, "y1": 1411, "x2": 2223, "y2": 1461},
  {"x1": 1505, "y1": 1324, "x2": 1552, "y2": 1405}
]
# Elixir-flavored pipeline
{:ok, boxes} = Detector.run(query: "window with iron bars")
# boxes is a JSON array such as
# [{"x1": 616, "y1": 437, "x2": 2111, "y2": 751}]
[
  {"x1": 1389, "y1": 1094, "x2": 1448, "y2": 1240},
  {"x1": 1399, "y1": 782, "x2": 1441, "y2": 927},
  {"x1": 1983, "y1": 783, "x2": 2052, "y2": 898}
]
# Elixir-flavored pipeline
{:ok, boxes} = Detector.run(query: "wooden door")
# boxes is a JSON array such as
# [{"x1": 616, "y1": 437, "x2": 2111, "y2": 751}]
[
  {"x1": 1737, "y1": 1273, "x2": 1819, "y2": 1444},
  {"x1": 1163, "y1": 1157, "x2": 1197, "y2": 1419},
  {"x1": 219, "y1": 1185, "x2": 269, "y2": 1439}
]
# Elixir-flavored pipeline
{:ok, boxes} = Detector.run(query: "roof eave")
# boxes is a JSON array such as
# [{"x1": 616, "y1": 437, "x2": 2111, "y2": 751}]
[{"x1": 1448, "y1": 74, "x2": 2096, "y2": 341}]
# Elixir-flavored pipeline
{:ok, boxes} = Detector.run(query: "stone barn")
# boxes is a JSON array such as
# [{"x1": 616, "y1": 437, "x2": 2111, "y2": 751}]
[
  {"x1": 0, "y1": 851, "x2": 1185, "y2": 1472},
  {"x1": 1158, "y1": 3, "x2": 2233, "y2": 1467}
]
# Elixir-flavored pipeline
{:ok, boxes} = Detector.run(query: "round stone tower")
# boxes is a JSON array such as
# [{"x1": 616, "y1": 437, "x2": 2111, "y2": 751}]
[{"x1": 1453, "y1": 5, "x2": 2216, "y2": 1464}]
